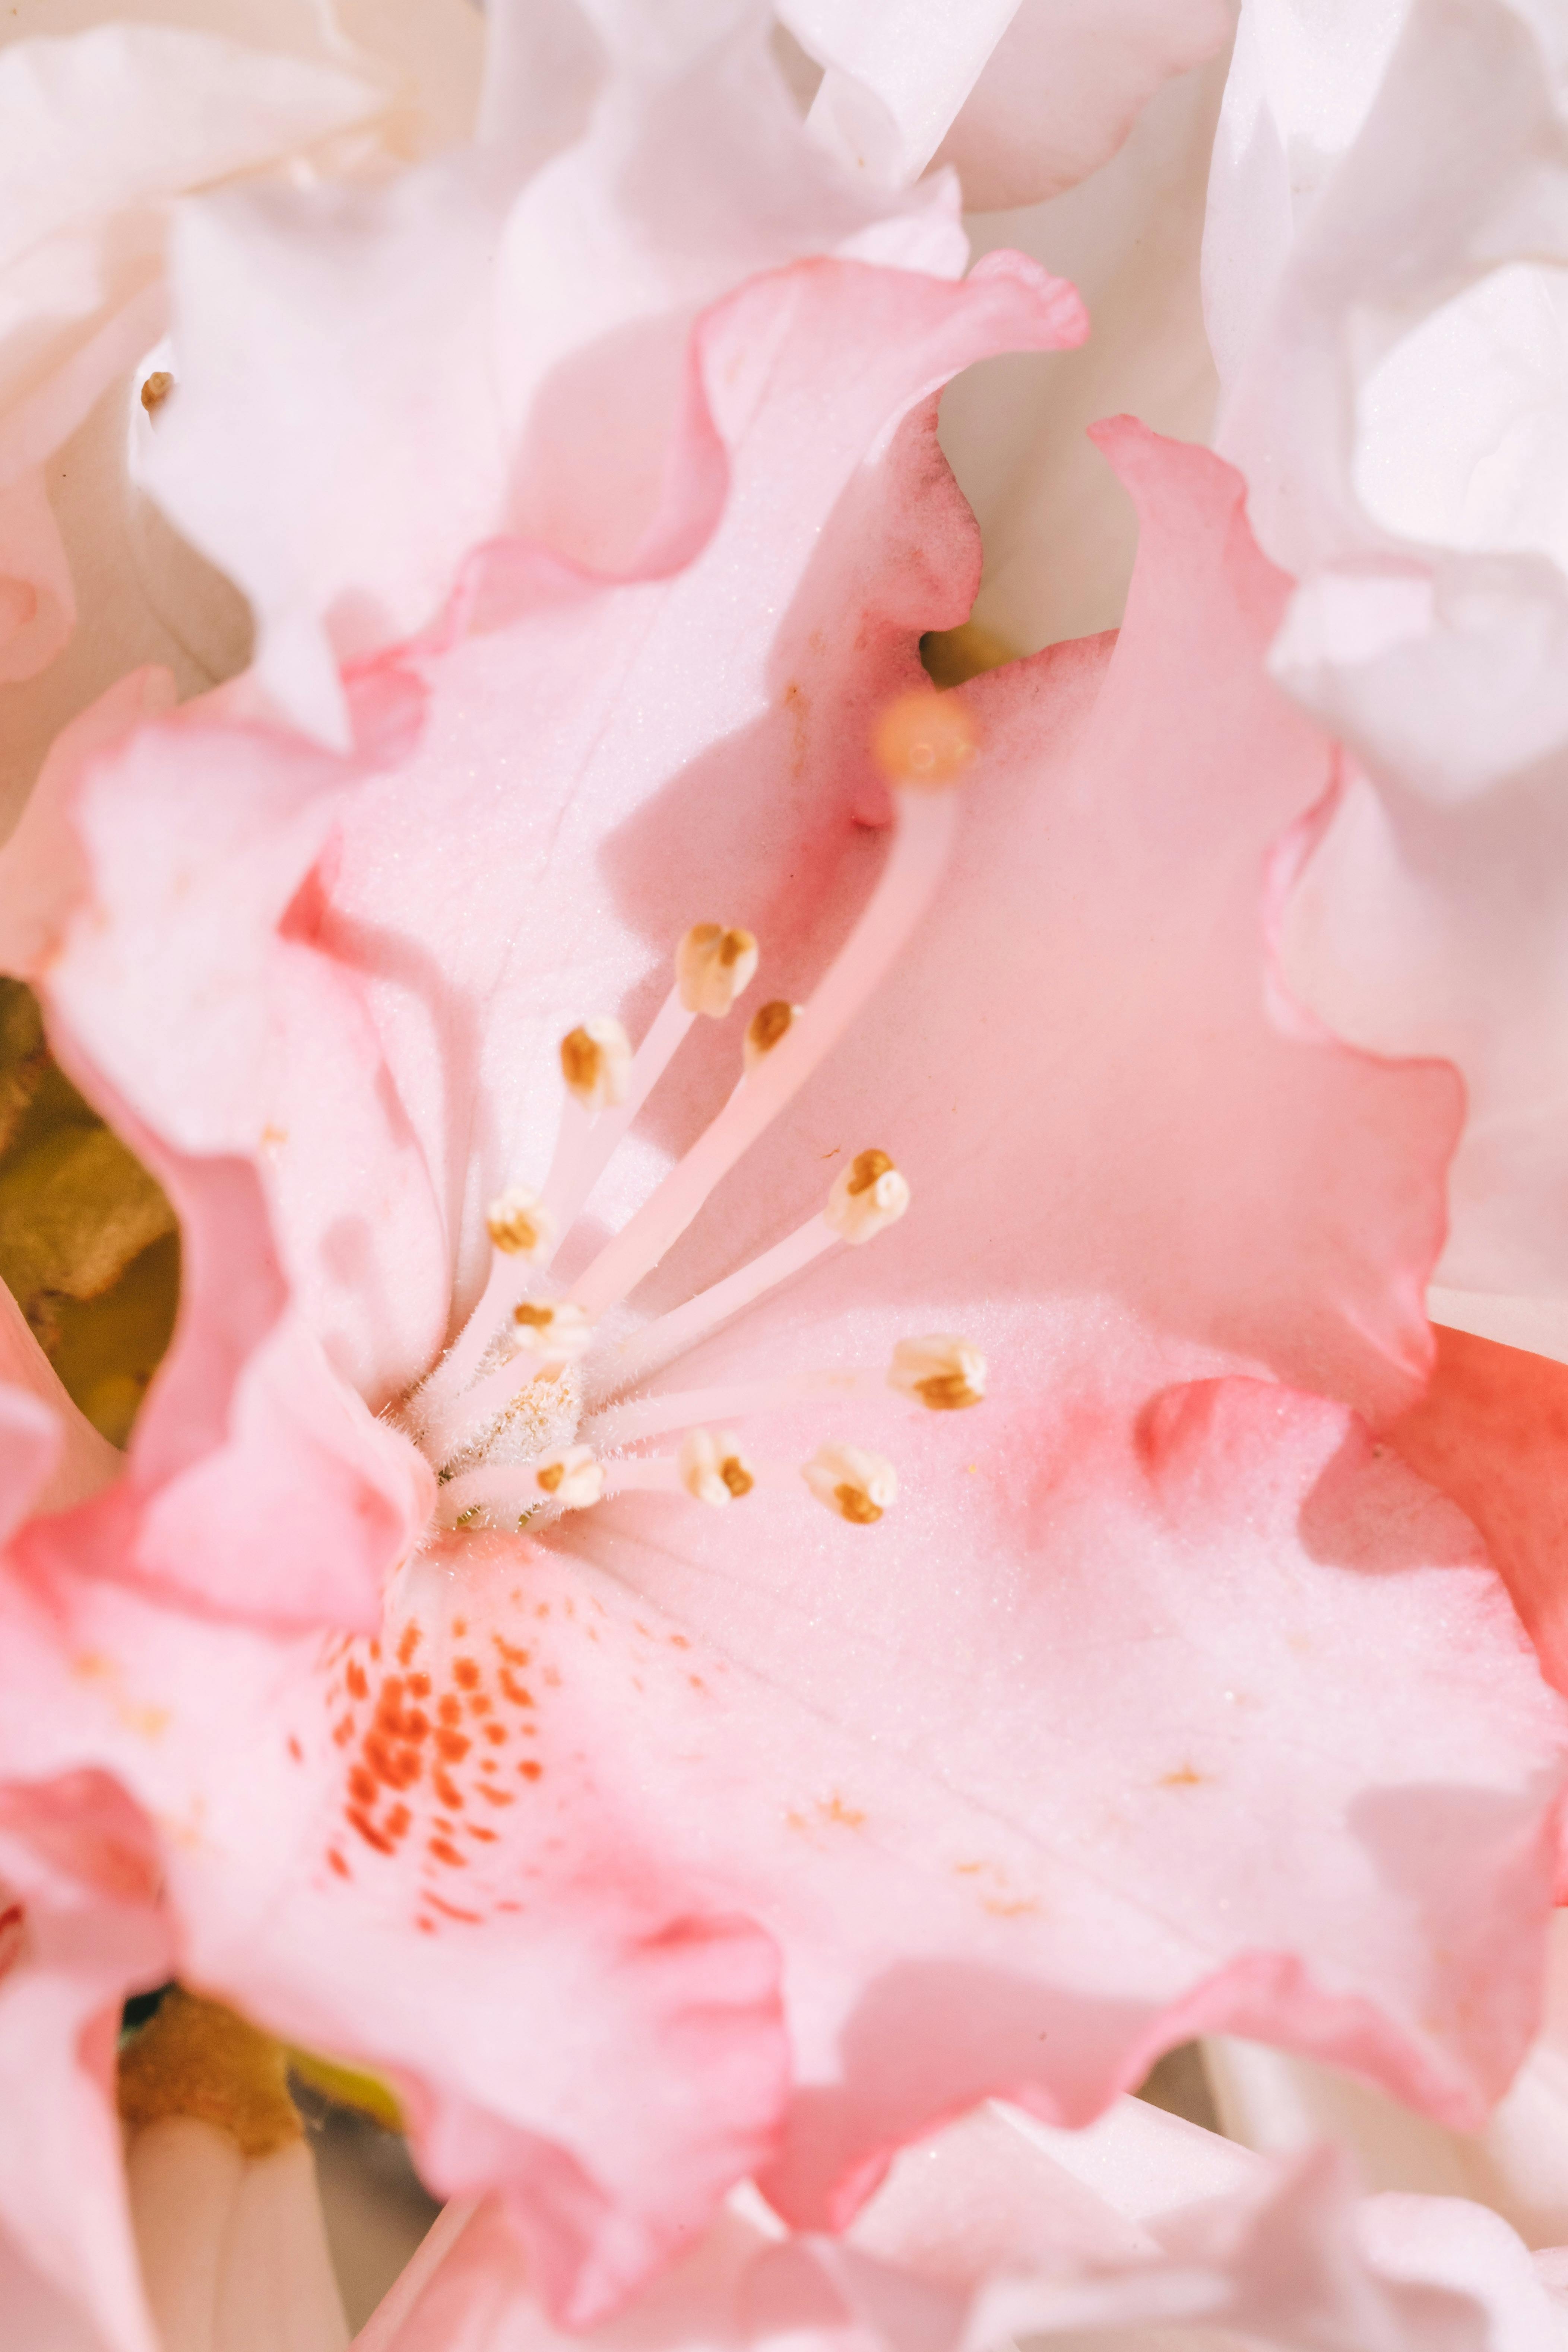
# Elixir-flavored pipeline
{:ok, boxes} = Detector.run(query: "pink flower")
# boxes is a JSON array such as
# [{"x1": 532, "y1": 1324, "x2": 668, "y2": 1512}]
[
  {"x1": 2, "y1": 246, "x2": 1562, "y2": 2315},
  {"x1": 363, "y1": 2092, "x2": 1568, "y2": 2352},
  {"x1": 1201, "y1": 0, "x2": 1568, "y2": 1365},
  {"x1": 0, "y1": 0, "x2": 477, "y2": 822}
]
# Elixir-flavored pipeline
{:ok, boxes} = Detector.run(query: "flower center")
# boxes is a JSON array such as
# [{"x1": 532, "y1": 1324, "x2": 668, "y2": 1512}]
[{"x1": 397, "y1": 693, "x2": 988, "y2": 1537}]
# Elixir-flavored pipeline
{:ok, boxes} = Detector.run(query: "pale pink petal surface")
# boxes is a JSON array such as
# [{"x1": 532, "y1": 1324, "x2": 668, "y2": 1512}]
[
  {"x1": 0, "y1": 0, "x2": 460, "y2": 827},
  {"x1": 142, "y1": 0, "x2": 967, "y2": 745},
  {"x1": 356, "y1": 2095, "x2": 1564, "y2": 2352},
  {"x1": 0, "y1": 1766, "x2": 171, "y2": 2352},
  {"x1": 0, "y1": 1538, "x2": 791, "y2": 2332},
  {"x1": 1204, "y1": 0, "x2": 1568, "y2": 1354},
  {"x1": 938, "y1": 44, "x2": 1230, "y2": 656},
  {"x1": 779, "y1": 0, "x2": 1232, "y2": 205}
]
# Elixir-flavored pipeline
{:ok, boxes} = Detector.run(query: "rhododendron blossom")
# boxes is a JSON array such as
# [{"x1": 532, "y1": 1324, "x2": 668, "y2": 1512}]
[
  {"x1": 6, "y1": 317, "x2": 1568, "y2": 2328},
  {"x1": 8, "y1": 1, "x2": 1568, "y2": 2347}
]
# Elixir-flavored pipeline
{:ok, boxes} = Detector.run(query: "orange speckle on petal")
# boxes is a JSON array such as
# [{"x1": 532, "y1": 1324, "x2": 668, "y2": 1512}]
[
  {"x1": 428, "y1": 1894, "x2": 482, "y2": 1923},
  {"x1": 453, "y1": 1658, "x2": 480, "y2": 1691},
  {"x1": 428, "y1": 1838, "x2": 466, "y2": 1868},
  {"x1": 517, "y1": 1760, "x2": 542, "y2": 1782},
  {"x1": 346, "y1": 1808, "x2": 395, "y2": 1856},
  {"x1": 397, "y1": 1624, "x2": 422, "y2": 1665}
]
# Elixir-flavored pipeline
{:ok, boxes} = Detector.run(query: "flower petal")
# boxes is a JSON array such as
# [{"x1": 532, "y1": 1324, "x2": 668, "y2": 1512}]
[
  {"x1": 143, "y1": 8, "x2": 968, "y2": 744},
  {"x1": 0, "y1": 1541, "x2": 789, "y2": 2330},
  {"x1": 1205, "y1": 0, "x2": 1568, "y2": 1335},
  {"x1": 0, "y1": 1763, "x2": 171, "y2": 2352}
]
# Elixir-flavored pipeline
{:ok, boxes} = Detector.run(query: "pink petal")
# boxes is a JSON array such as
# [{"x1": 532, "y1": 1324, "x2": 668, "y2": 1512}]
[
  {"x1": 932, "y1": 0, "x2": 1235, "y2": 212},
  {"x1": 783, "y1": 0, "x2": 1229, "y2": 204},
  {"x1": 554, "y1": 1375, "x2": 1566, "y2": 2226},
  {"x1": 1390, "y1": 1325, "x2": 1568, "y2": 1702},
  {"x1": 356, "y1": 2098, "x2": 1565, "y2": 2352},
  {"x1": 940, "y1": 50, "x2": 1228, "y2": 656},
  {"x1": 639, "y1": 421, "x2": 1458, "y2": 1425},
  {"x1": 1205, "y1": 0, "x2": 1568, "y2": 1327},
  {"x1": 144, "y1": 10, "x2": 968, "y2": 744},
  {"x1": 0, "y1": 1288, "x2": 118, "y2": 1522},
  {"x1": 0, "y1": 1766, "x2": 171, "y2": 2352},
  {"x1": 18, "y1": 250, "x2": 1080, "y2": 1633},
  {"x1": 0, "y1": 1543, "x2": 789, "y2": 2330}
]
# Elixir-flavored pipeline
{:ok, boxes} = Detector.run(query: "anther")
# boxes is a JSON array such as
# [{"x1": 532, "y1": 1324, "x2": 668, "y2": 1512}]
[
  {"x1": 486, "y1": 1187, "x2": 555, "y2": 1259},
  {"x1": 888, "y1": 1335, "x2": 986, "y2": 1411},
  {"x1": 140, "y1": 370, "x2": 175, "y2": 415},
  {"x1": 534, "y1": 1446, "x2": 602, "y2": 1509},
  {"x1": 561, "y1": 1017, "x2": 631, "y2": 1111},
  {"x1": 677, "y1": 923, "x2": 758, "y2": 1018},
  {"x1": 872, "y1": 690, "x2": 978, "y2": 789},
  {"x1": 511, "y1": 1298, "x2": 594, "y2": 1368},
  {"x1": 802, "y1": 1443, "x2": 896, "y2": 1525},
  {"x1": 824, "y1": 1150, "x2": 910, "y2": 1243},
  {"x1": 678, "y1": 1427, "x2": 755, "y2": 1507},
  {"x1": 744, "y1": 1000, "x2": 801, "y2": 1070}
]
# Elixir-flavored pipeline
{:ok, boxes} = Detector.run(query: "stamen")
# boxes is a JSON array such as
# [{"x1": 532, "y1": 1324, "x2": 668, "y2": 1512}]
[
  {"x1": 560, "y1": 1017, "x2": 631, "y2": 1112},
  {"x1": 533, "y1": 1445, "x2": 602, "y2": 1508},
  {"x1": 512, "y1": 1299, "x2": 594, "y2": 1368},
  {"x1": 486, "y1": 1187, "x2": 555, "y2": 1259},
  {"x1": 802, "y1": 1442, "x2": 897, "y2": 1525},
  {"x1": 545, "y1": 944, "x2": 751, "y2": 1244},
  {"x1": 678, "y1": 1427, "x2": 755, "y2": 1506},
  {"x1": 584, "y1": 1338, "x2": 981, "y2": 1450},
  {"x1": 571, "y1": 732, "x2": 970, "y2": 1326},
  {"x1": 140, "y1": 370, "x2": 175, "y2": 414},
  {"x1": 823, "y1": 1150, "x2": 910, "y2": 1243},
  {"x1": 888, "y1": 1334, "x2": 986, "y2": 1410},
  {"x1": 677, "y1": 923, "x2": 759, "y2": 1017},
  {"x1": 744, "y1": 1000, "x2": 801, "y2": 1070},
  {"x1": 603, "y1": 1155, "x2": 909, "y2": 1395}
]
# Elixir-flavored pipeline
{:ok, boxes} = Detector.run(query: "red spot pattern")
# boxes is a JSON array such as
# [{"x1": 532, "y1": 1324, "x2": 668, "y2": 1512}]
[{"x1": 321, "y1": 1606, "x2": 549, "y2": 1924}]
